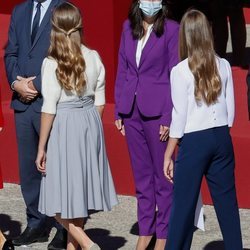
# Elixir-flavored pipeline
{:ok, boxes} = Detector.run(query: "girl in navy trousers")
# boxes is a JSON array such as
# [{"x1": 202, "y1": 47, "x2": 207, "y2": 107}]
[{"x1": 163, "y1": 9, "x2": 243, "y2": 250}]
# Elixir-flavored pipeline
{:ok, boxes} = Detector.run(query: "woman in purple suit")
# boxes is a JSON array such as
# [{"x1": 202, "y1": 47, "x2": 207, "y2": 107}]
[{"x1": 115, "y1": 1, "x2": 179, "y2": 249}]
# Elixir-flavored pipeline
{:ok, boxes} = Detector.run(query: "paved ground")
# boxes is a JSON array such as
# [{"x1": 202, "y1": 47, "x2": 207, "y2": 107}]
[{"x1": 0, "y1": 184, "x2": 249, "y2": 250}]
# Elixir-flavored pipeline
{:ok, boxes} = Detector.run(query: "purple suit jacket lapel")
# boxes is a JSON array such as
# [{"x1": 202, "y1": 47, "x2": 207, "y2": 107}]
[
  {"x1": 127, "y1": 33, "x2": 138, "y2": 70},
  {"x1": 139, "y1": 31, "x2": 158, "y2": 68},
  {"x1": 126, "y1": 31, "x2": 159, "y2": 70}
]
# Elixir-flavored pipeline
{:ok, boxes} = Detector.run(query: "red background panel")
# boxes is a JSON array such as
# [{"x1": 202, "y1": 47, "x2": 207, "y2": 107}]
[
  {"x1": 0, "y1": 0, "x2": 134, "y2": 194},
  {"x1": 1, "y1": 1, "x2": 250, "y2": 208}
]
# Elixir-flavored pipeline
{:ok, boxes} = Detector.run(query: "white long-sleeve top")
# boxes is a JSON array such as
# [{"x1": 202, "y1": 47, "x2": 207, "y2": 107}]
[
  {"x1": 169, "y1": 57, "x2": 235, "y2": 138},
  {"x1": 136, "y1": 24, "x2": 153, "y2": 67},
  {"x1": 41, "y1": 45, "x2": 105, "y2": 114}
]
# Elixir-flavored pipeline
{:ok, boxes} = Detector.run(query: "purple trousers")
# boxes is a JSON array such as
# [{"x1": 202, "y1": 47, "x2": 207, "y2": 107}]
[{"x1": 123, "y1": 100, "x2": 173, "y2": 239}]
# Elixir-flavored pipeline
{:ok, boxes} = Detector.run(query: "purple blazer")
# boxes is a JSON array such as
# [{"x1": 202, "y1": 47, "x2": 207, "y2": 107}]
[{"x1": 115, "y1": 19, "x2": 179, "y2": 126}]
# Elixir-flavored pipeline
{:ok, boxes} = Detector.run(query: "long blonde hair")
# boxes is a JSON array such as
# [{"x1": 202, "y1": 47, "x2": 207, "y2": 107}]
[
  {"x1": 48, "y1": 2, "x2": 86, "y2": 95},
  {"x1": 179, "y1": 9, "x2": 221, "y2": 105}
]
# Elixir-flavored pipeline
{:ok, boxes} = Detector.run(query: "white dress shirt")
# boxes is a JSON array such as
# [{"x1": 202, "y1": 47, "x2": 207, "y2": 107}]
[
  {"x1": 169, "y1": 57, "x2": 235, "y2": 138},
  {"x1": 31, "y1": 0, "x2": 53, "y2": 29},
  {"x1": 136, "y1": 24, "x2": 153, "y2": 67},
  {"x1": 41, "y1": 45, "x2": 106, "y2": 114}
]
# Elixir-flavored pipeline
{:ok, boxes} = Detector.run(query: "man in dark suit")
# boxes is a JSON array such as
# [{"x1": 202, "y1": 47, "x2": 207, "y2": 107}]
[{"x1": 4, "y1": 0, "x2": 66, "y2": 249}]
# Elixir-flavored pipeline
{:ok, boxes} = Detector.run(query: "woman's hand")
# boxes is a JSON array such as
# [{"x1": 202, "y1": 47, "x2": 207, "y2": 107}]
[
  {"x1": 159, "y1": 125, "x2": 169, "y2": 141},
  {"x1": 36, "y1": 149, "x2": 47, "y2": 174},
  {"x1": 163, "y1": 157, "x2": 174, "y2": 183},
  {"x1": 96, "y1": 105, "x2": 105, "y2": 118},
  {"x1": 115, "y1": 119, "x2": 125, "y2": 136},
  {"x1": 0, "y1": 127, "x2": 2, "y2": 132}
]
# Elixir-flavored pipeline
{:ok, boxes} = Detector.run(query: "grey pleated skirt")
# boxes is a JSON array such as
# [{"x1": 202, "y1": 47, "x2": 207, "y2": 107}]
[{"x1": 38, "y1": 97, "x2": 118, "y2": 219}]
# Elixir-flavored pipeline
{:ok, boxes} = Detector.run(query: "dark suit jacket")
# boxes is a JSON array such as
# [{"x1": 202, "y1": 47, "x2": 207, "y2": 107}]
[{"x1": 4, "y1": 0, "x2": 63, "y2": 112}]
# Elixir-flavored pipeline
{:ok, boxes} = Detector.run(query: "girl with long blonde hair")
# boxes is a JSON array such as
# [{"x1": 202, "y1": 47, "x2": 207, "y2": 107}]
[
  {"x1": 163, "y1": 9, "x2": 242, "y2": 249},
  {"x1": 35, "y1": 3, "x2": 118, "y2": 250}
]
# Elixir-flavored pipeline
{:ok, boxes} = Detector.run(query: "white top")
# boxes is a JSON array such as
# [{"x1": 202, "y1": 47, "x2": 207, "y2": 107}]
[
  {"x1": 41, "y1": 45, "x2": 105, "y2": 114},
  {"x1": 136, "y1": 24, "x2": 153, "y2": 67},
  {"x1": 31, "y1": 0, "x2": 52, "y2": 28},
  {"x1": 169, "y1": 57, "x2": 235, "y2": 138}
]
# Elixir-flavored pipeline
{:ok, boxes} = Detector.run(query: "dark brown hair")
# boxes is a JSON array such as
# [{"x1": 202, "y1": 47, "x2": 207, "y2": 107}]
[
  {"x1": 179, "y1": 9, "x2": 221, "y2": 105},
  {"x1": 128, "y1": 0, "x2": 170, "y2": 39},
  {"x1": 48, "y1": 2, "x2": 86, "y2": 95}
]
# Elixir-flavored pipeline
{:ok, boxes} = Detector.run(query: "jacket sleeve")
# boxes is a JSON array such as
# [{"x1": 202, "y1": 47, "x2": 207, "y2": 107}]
[
  {"x1": 159, "y1": 23, "x2": 179, "y2": 126},
  {"x1": 114, "y1": 23, "x2": 128, "y2": 120},
  {"x1": 167, "y1": 24, "x2": 179, "y2": 73},
  {"x1": 4, "y1": 7, "x2": 21, "y2": 87},
  {"x1": 32, "y1": 73, "x2": 42, "y2": 93}
]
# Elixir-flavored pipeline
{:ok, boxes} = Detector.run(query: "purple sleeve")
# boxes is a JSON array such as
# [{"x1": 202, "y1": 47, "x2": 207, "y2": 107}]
[
  {"x1": 159, "y1": 23, "x2": 179, "y2": 127},
  {"x1": 114, "y1": 23, "x2": 128, "y2": 120},
  {"x1": 168, "y1": 23, "x2": 179, "y2": 75}
]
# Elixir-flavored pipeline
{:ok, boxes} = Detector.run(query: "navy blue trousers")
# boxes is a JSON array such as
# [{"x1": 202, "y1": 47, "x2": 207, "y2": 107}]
[
  {"x1": 15, "y1": 105, "x2": 46, "y2": 228},
  {"x1": 166, "y1": 126, "x2": 242, "y2": 250}
]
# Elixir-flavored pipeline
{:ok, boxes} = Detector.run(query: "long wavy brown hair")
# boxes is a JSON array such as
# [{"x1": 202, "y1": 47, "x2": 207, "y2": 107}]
[
  {"x1": 48, "y1": 2, "x2": 86, "y2": 95},
  {"x1": 128, "y1": 0, "x2": 171, "y2": 39},
  {"x1": 179, "y1": 9, "x2": 221, "y2": 105}
]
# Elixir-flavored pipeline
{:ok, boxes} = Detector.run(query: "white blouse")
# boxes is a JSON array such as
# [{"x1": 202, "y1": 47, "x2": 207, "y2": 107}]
[
  {"x1": 136, "y1": 24, "x2": 153, "y2": 67},
  {"x1": 169, "y1": 57, "x2": 235, "y2": 138},
  {"x1": 41, "y1": 45, "x2": 105, "y2": 114}
]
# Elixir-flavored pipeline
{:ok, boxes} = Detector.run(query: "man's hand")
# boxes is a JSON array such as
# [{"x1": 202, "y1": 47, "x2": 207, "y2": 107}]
[
  {"x1": 14, "y1": 76, "x2": 38, "y2": 102},
  {"x1": 27, "y1": 80, "x2": 37, "y2": 91}
]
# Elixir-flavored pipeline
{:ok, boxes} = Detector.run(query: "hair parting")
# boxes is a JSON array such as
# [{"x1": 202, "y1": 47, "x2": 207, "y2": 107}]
[
  {"x1": 179, "y1": 9, "x2": 221, "y2": 105},
  {"x1": 48, "y1": 2, "x2": 86, "y2": 95}
]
